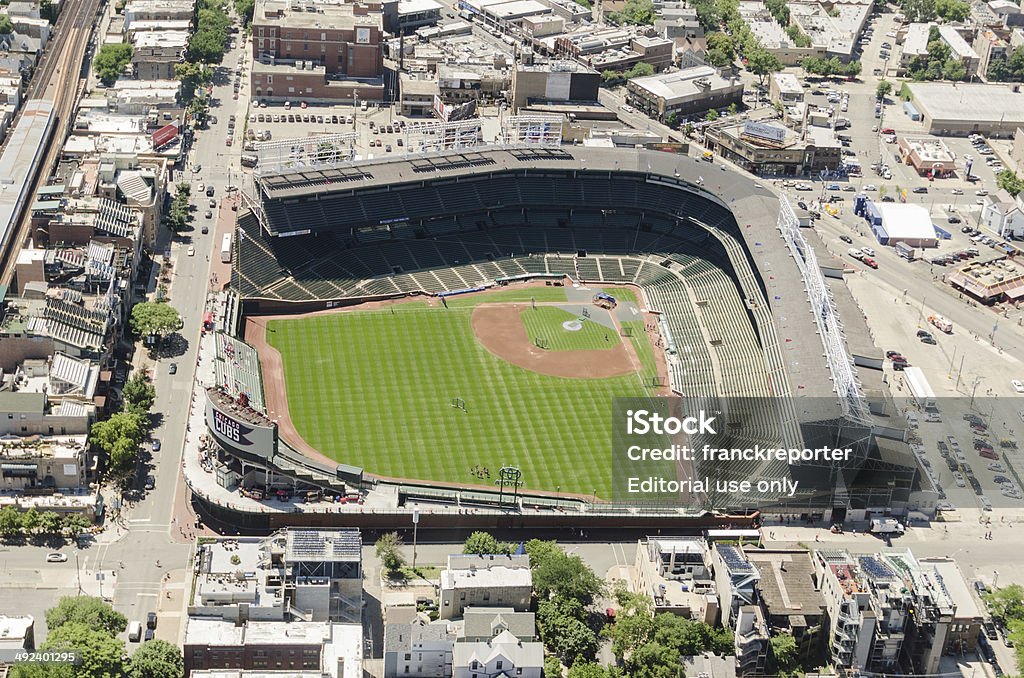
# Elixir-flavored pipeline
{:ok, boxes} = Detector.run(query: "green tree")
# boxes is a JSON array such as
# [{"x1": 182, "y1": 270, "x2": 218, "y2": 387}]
[
  {"x1": 705, "y1": 109, "x2": 719, "y2": 121},
  {"x1": 38, "y1": 511, "x2": 62, "y2": 535},
  {"x1": 129, "y1": 639, "x2": 183, "y2": 678},
  {"x1": 901, "y1": 0, "x2": 937, "y2": 21},
  {"x1": 234, "y1": 0, "x2": 256, "y2": 23},
  {"x1": 876, "y1": 80, "x2": 893, "y2": 101},
  {"x1": 89, "y1": 409, "x2": 147, "y2": 474},
  {"x1": 942, "y1": 58, "x2": 967, "y2": 81},
  {"x1": 123, "y1": 373, "x2": 156, "y2": 411},
  {"x1": 187, "y1": 92, "x2": 210, "y2": 127},
  {"x1": 174, "y1": 62, "x2": 213, "y2": 102},
  {"x1": 624, "y1": 641, "x2": 680, "y2": 678},
  {"x1": 727, "y1": 102, "x2": 738, "y2": 115},
  {"x1": 94, "y1": 43, "x2": 133, "y2": 86},
  {"x1": 747, "y1": 46, "x2": 782, "y2": 85},
  {"x1": 607, "y1": 0, "x2": 655, "y2": 24},
  {"x1": 769, "y1": 634, "x2": 799, "y2": 674},
  {"x1": 985, "y1": 584, "x2": 1024, "y2": 622},
  {"x1": 544, "y1": 656, "x2": 563, "y2": 678},
  {"x1": 706, "y1": 48, "x2": 735, "y2": 67},
  {"x1": 764, "y1": 0, "x2": 788, "y2": 24},
  {"x1": 130, "y1": 301, "x2": 182, "y2": 338},
  {"x1": 61, "y1": 513, "x2": 91, "y2": 537},
  {"x1": 988, "y1": 56, "x2": 1011, "y2": 81},
  {"x1": 0, "y1": 15, "x2": 14, "y2": 34},
  {"x1": 46, "y1": 596, "x2": 128, "y2": 637},
  {"x1": 537, "y1": 598, "x2": 599, "y2": 666},
  {"x1": 567, "y1": 663, "x2": 615, "y2": 678},
  {"x1": 935, "y1": 0, "x2": 970, "y2": 21},
  {"x1": 0, "y1": 505, "x2": 21, "y2": 538},
  {"x1": 463, "y1": 531, "x2": 512, "y2": 555},
  {"x1": 41, "y1": 622, "x2": 127, "y2": 678},
  {"x1": 19, "y1": 508, "x2": 40, "y2": 535},
  {"x1": 997, "y1": 170, "x2": 1024, "y2": 196},
  {"x1": 188, "y1": 29, "x2": 227, "y2": 63},
  {"x1": 375, "y1": 532, "x2": 406, "y2": 572},
  {"x1": 528, "y1": 542, "x2": 603, "y2": 605},
  {"x1": 785, "y1": 24, "x2": 811, "y2": 47}
]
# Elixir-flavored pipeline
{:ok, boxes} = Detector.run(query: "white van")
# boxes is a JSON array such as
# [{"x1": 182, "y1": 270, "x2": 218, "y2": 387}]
[{"x1": 128, "y1": 621, "x2": 142, "y2": 642}]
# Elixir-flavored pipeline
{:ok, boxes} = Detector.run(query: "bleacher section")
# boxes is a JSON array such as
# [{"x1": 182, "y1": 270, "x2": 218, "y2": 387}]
[{"x1": 214, "y1": 331, "x2": 267, "y2": 412}]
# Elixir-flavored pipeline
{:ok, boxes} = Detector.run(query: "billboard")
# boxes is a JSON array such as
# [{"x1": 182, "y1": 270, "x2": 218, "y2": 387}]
[
  {"x1": 432, "y1": 95, "x2": 477, "y2": 123},
  {"x1": 152, "y1": 122, "x2": 179, "y2": 148},
  {"x1": 205, "y1": 393, "x2": 277, "y2": 460}
]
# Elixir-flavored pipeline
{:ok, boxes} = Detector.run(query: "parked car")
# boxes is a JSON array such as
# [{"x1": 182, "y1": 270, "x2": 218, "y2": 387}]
[
  {"x1": 168, "y1": 363, "x2": 177, "y2": 375},
  {"x1": 144, "y1": 475, "x2": 155, "y2": 490},
  {"x1": 152, "y1": 439, "x2": 161, "y2": 452},
  {"x1": 46, "y1": 553, "x2": 68, "y2": 563}
]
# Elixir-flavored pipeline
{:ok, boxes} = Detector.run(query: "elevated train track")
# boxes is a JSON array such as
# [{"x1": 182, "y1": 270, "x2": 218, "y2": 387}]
[{"x1": 0, "y1": 0, "x2": 103, "y2": 286}]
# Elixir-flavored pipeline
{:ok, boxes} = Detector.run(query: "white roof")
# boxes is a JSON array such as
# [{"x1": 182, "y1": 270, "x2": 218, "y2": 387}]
[
  {"x1": 908, "y1": 82, "x2": 1024, "y2": 125},
  {"x1": 938, "y1": 26, "x2": 979, "y2": 60},
  {"x1": 398, "y1": 0, "x2": 442, "y2": 13},
  {"x1": 875, "y1": 202, "x2": 935, "y2": 239}
]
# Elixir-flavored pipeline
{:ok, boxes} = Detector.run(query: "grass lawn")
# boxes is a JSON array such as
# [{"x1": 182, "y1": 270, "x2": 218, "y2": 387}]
[
  {"x1": 600, "y1": 287, "x2": 638, "y2": 304},
  {"x1": 519, "y1": 307, "x2": 621, "y2": 352},
  {"x1": 443, "y1": 286, "x2": 567, "y2": 308},
  {"x1": 266, "y1": 305, "x2": 652, "y2": 496},
  {"x1": 621, "y1": 320, "x2": 658, "y2": 385}
]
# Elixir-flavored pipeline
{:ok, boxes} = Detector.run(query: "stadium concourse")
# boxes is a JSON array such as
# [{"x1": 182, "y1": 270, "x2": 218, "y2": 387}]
[{"x1": 191, "y1": 145, "x2": 873, "y2": 523}]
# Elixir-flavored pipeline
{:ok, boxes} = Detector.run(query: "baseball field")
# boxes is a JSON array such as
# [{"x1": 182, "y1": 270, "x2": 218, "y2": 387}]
[{"x1": 263, "y1": 288, "x2": 661, "y2": 496}]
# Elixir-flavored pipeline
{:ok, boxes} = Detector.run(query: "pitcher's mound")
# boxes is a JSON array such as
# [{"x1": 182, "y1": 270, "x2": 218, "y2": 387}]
[
  {"x1": 563, "y1": 320, "x2": 584, "y2": 331},
  {"x1": 471, "y1": 305, "x2": 636, "y2": 378}
]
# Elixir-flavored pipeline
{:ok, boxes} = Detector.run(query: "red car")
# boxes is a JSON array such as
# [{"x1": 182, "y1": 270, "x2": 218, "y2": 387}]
[
  {"x1": 881, "y1": 127, "x2": 895, "y2": 135},
  {"x1": 862, "y1": 257, "x2": 878, "y2": 269},
  {"x1": 979, "y1": 449, "x2": 999, "y2": 460}
]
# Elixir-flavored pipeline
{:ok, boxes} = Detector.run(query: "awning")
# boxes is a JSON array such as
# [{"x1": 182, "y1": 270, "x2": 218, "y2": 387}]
[
  {"x1": 1, "y1": 463, "x2": 37, "y2": 477},
  {"x1": 1005, "y1": 285, "x2": 1024, "y2": 299}
]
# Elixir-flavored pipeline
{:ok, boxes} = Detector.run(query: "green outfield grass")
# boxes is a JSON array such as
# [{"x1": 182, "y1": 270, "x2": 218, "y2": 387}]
[
  {"x1": 442, "y1": 286, "x2": 568, "y2": 308},
  {"x1": 266, "y1": 304, "x2": 652, "y2": 496},
  {"x1": 520, "y1": 307, "x2": 620, "y2": 352},
  {"x1": 601, "y1": 287, "x2": 638, "y2": 304}
]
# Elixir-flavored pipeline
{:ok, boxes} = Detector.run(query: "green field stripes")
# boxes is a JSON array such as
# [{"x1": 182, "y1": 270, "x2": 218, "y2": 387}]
[
  {"x1": 601, "y1": 287, "x2": 638, "y2": 304},
  {"x1": 520, "y1": 307, "x2": 621, "y2": 352},
  {"x1": 266, "y1": 306, "x2": 648, "y2": 496},
  {"x1": 621, "y1": 320, "x2": 658, "y2": 386},
  {"x1": 443, "y1": 287, "x2": 568, "y2": 308}
]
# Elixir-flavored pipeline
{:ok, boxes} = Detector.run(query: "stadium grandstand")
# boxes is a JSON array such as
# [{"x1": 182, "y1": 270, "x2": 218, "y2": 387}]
[{"x1": 223, "y1": 145, "x2": 874, "y2": 510}]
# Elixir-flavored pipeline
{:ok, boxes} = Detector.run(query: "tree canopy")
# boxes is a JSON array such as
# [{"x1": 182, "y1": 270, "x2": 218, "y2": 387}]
[
  {"x1": 375, "y1": 532, "x2": 406, "y2": 572},
  {"x1": 130, "y1": 301, "x2": 182, "y2": 338},
  {"x1": 746, "y1": 46, "x2": 783, "y2": 85},
  {"x1": 89, "y1": 408, "x2": 148, "y2": 474},
  {"x1": 526, "y1": 539, "x2": 604, "y2": 605},
  {"x1": 95, "y1": 43, "x2": 133, "y2": 86},
  {"x1": 0, "y1": 15, "x2": 14, "y2": 34},
  {"x1": 129, "y1": 639, "x2": 184, "y2": 678},
  {"x1": 174, "y1": 62, "x2": 213, "y2": 102},
  {"x1": 463, "y1": 531, "x2": 513, "y2": 555},
  {"x1": 123, "y1": 373, "x2": 156, "y2": 411},
  {"x1": 900, "y1": 0, "x2": 937, "y2": 22},
  {"x1": 876, "y1": 80, "x2": 893, "y2": 101},
  {"x1": 42, "y1": 622, "x2": 127, "y2": 678},
  {"x1": 935, "y1": 0, "x2": 970, "y2": 21},
  {"x1": 45, "y1": 596, "x2": 128, "y2": 637},
  {"x1": 997, "y1": 170, "x2": 1024, "y2": 197},
  {"x1": 607, "y1": 0, "x2": 655, "y2": 25}
]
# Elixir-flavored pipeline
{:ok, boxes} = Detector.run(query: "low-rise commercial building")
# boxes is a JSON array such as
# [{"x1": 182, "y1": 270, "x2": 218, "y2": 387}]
[
  {"x1": 948, "y1": 256, "x2": 1024, "y2": 302},
  {"x1": 383, "y1": 0, "x2": 443, "y2": 34},
  {"x1": 769, "y1": 72, "x2": 804, "y2": 106},
  {"x1": 896, "y1": 135, "x2": 956, "y2": 176},
  {"x1": 626, "y1": 65, "x2": 743, "y2": 122},
  {"x1": 510, "y1": 61, "x2": 599, "y2": 111},
  {"x1": 859, "y1": 200, "x2": 939, "y2": 248},
  {"x1": 706, "y1": 120, "x2": 841, "y2": 176},
  {"x1": 398, "y1": 73, "x2": 440, "y2": 116},
  {"x1": 907, "y1": 82, "x2": 1024, "y2": 136}
]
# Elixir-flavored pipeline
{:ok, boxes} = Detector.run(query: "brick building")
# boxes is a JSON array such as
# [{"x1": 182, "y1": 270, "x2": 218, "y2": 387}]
[{"x1": 251, "y1": 0, "x2": 385, "y2": 103}]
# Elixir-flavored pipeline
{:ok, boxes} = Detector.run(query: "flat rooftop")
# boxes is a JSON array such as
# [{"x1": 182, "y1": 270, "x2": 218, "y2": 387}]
[
  {"x1": 743, "y1": 549, "x2": 825, "y2": 617},
  {"x1": 901, "y1": 135, "x2": 954, "y2": 162},
  {"x1": 629, "y1": 65, "x2": 739, "y2": 103},
  {"x1": 908, "y1": 82, "x2": 1024, "y2": 125},
  {"x1": 285, "y1": 528, "x2": 361, "y2": 562},
  {"x1": 949, "y1": 257, "x2": 1024, "y2": 293}
]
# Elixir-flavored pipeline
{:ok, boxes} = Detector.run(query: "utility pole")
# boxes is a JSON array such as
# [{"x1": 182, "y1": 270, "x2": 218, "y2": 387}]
[{"x1": 411, "y1": 507, "x2": 419, "y2": 569}]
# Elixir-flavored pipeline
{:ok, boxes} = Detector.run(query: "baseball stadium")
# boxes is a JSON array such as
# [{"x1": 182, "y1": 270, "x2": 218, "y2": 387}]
[{"x1": 196, "y1": 138, "x2": 885, "y2": 528}]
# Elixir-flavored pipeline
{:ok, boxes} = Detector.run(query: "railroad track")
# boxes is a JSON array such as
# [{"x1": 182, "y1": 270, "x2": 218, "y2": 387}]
[{"x1": 0, "y1": 0, "x2": 103, "y2": 285}]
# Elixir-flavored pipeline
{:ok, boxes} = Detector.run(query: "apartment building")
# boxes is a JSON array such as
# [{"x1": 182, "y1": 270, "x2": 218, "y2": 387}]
[{"x1": 439, "y1": 554, "x2": 532, "y2": 620}]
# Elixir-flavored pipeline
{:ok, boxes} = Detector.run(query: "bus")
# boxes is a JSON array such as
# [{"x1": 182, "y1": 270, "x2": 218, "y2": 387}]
[{"x1": 221, "y1": 233, "x2": 232, "y2": 263}]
